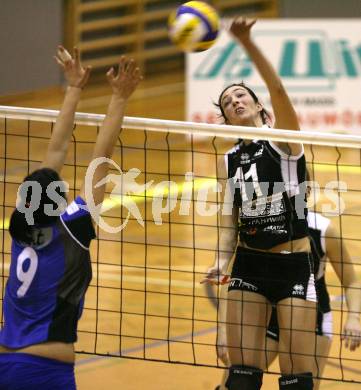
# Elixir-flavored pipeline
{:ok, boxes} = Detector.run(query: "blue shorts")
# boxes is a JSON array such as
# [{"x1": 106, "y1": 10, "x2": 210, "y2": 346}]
[{"x1": 0, "y1": 353, "x2": 76, "y2": 390}]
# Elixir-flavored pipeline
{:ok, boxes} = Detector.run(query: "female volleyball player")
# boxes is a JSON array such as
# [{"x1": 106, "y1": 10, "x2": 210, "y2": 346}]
[
  {"x1": 0, "y1": 48, "x2": 142, "y2": 389},
  {"x1": 265, "y1": 204, "x2": 361, "y2": 389},
  {"x1": 203, "y1": 17, "x2": 317, "y2": 389},
  {"x1": 214, "y1": 207, "x2": 361, "y2": 390}
]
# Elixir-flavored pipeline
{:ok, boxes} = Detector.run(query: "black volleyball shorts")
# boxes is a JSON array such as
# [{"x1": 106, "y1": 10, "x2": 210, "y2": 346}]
[{"x1": 228, "y1": 247, "x2": 317, "y2": 304}]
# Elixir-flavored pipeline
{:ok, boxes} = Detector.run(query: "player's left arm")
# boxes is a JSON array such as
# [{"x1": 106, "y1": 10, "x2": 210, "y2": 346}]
[
  {"x1": 326, "y1": 223, "x2": 361, "y2": 351},
  {"x1": 229, "y1": 17, "x2": 302, "y2": 155},
  {"x1": 40, "y1": 46, "x2": 91, "y2": 174}
]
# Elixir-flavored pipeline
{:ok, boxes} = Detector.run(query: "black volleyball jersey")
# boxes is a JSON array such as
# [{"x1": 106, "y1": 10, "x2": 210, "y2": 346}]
[{"x1": 225, "y1": 138, "x2": 308, "y2": 250}]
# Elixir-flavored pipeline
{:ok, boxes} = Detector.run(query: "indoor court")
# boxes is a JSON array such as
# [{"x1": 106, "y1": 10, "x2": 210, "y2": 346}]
[
  {"x1": 1, "y1": 76, "x2": 361, "y2": 389},
  {"x1": 1, "y1": 1, "x2": 361, "y2": 389}
]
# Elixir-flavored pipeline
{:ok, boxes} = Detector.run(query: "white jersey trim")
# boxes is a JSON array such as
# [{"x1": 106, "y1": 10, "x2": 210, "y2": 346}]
[
  {"x1": 308, "y1": 211, "x2": 330, "y2": 280},
  {"x1": 268, "y1": 141, "x2": 304, "y2": 161},
  {"x1": 280, "y1": 158, "x2": 301, "y2": 198},
  {"x1": 60, "y1": 200, "x2": 90, "y2": 251},
  {"x1": 306, "y1": 273, "x2": 317, "y2": 302},
  {"x1": 321, "y1": 311, "x2": 333, "y2": 340},
  {"x1": 224, "y1": 144, "x2": 241, "y2": 177},
  {"x1": 60, "y1": 216, "x2": 89, "y2": 251},
  {"x1": 307, "y1": 211, "x2": 331, "y2": 254}
]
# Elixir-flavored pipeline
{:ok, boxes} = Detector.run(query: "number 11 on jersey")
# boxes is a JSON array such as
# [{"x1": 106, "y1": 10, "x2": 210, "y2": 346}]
[{"x1": 235, "y1": 163, "x2": 263, "y2": 201}]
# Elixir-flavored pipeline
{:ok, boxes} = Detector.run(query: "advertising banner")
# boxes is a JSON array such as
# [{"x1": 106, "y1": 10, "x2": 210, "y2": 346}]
[{"x1": 186, "y1": 19, "x2": 361, "y2": 134}]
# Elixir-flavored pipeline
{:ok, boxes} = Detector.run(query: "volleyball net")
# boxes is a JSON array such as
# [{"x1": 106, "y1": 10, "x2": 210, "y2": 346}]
[{"x1": 0, "y1": 105, "x2": 361, "y2": 384}]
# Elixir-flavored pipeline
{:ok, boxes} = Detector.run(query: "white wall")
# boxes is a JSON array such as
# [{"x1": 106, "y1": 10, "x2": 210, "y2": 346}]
[
  {"x1": 280, "y1": 0, "x2": 361, "y2": 18},
  {"x1": 0, "y1": 0, "x2": 63, "y2": 95}
]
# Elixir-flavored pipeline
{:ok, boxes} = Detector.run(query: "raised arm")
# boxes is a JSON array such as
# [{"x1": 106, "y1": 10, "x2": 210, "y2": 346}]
[
  {"x1": 230, "y1": 18, "x2": 302, "y2": 154},
  {"x1": 40, "y1": 46, "x2": 91, "y2": 173},
  {"x1": 79, "y1": 56, "x2": 142, "y2": 206},
  {"x1": 326, "y1": 224, "x2": 361, "y2": 351}
]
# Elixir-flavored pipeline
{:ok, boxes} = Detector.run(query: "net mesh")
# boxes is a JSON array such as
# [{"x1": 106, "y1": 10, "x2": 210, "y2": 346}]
[{"x1": 0, "y1": 106, "x2": 361, "y2": 384}]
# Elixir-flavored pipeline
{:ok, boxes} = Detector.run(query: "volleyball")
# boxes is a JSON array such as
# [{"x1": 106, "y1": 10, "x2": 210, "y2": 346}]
[{"x1": 168, "y1": 1, "x2": 220, "y2": 53}]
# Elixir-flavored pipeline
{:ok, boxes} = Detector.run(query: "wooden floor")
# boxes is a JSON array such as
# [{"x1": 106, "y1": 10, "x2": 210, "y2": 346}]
[{"x1": 1, "y1": 71, "x2": 361, "y2": 389}]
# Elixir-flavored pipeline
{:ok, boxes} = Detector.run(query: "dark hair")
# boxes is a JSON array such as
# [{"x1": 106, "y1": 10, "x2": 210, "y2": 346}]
[
  {"x1": 214, "y1": 82, "x2": 272, "y2": 125},
  {"x1": 9, "y1": 168, "x2": 66, "y2": 244}
]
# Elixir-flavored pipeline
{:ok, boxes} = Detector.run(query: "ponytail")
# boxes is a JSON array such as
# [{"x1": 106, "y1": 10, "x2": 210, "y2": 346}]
[{"x1": 9, "y1": 209, "x2": 33, "y2": 244}]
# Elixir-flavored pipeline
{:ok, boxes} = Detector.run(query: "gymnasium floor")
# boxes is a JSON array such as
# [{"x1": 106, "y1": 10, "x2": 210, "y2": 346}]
[{"x1": 1, "y1": 72, "x2": 361, "y2": 389}]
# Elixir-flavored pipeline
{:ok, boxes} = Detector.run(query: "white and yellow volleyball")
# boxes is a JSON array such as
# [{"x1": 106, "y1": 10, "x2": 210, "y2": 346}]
[{"x1": 168, "y1": 1, "x2": 220, "y2": 53}]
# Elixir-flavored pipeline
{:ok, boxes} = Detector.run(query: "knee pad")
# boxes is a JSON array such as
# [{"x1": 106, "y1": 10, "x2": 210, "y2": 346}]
[
  {"x1": 225, "y1": 365, "x2": 263, "y2": 390},
  {"x1": 279, "y1": 372, "x2": 313, "y2": 389}
]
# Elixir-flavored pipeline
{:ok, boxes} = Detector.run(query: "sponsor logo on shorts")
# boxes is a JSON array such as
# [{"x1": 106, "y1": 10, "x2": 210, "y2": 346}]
[
  {"x1": 229, "y1": 278, "x2": 258, "y2": 291},
  {"x1": 280, "y1": 378, "x2": 298, "y2": 385},
  {"x1": 233, "y1": 368, "x2": 253, "y2": 375},
  {"x1": 292, "y1": 284, "x2": 305, "y2": 296}
]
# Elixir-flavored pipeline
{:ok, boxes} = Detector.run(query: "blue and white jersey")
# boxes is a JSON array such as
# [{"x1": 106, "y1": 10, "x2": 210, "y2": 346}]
[{"x1": 0, "y1": 196, "x2": 96, "y2": 349}]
